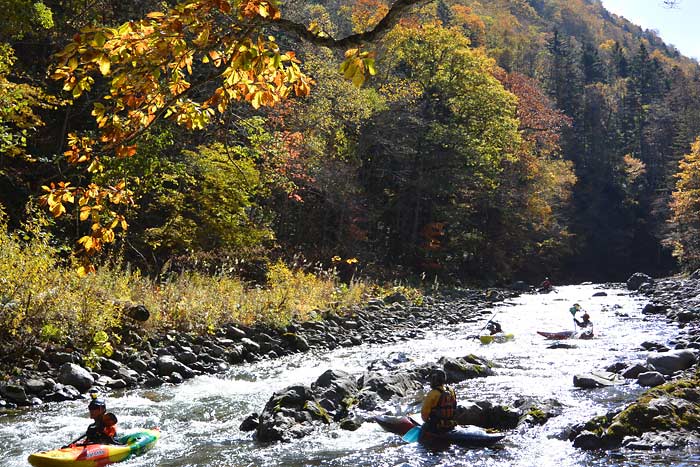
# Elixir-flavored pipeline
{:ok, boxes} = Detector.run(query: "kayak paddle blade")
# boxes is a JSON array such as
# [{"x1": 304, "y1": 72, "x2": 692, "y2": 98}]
[{"x1": 402, "y1": 426, "x2": 421, "y2": 443}]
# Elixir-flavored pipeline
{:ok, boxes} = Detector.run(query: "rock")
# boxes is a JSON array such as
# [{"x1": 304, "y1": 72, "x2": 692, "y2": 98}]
[
  {"x1": 240, "y1": 338, "x2": 261, "y2": 353},
  {"x1": 24, "y1": 378, "x2": 48, "y2": 394},
  {"x1": 339, "y1": 415, "x2": 363, "y2": 431},
  {"x1": 45, "y1": 352, "x2": 76, "y2": 366},
  {"x1": 129, "y1": 358, "x2": 149, "y2": 373},
  {"x1": 592, "y1": 292, "x2": 607, "y2": 297},
  {"x1": 573, "y1": 431, "x2": 607, "y2": 450},
  {"x1": 225, "y1": 325, "x2": 247, "y2": 339},
  {"x1": 440, "y1": 356, "x2": 494, "y2": 381},
  {"x1": 621, "y1": 363, "x2": 648, "y2": 379},
  {"x1": 455, "y1": 402, "x2": 487, "y2": 426},
  {"x1": 642, "y1": 303, "x2": 665, "y2": 315},
  {"x1": 44, "y1": 384, "x2": 81, "y2": 402},
  {"x1": 125, "y1": 304, "x2": 150, "y2": 322},
  {"x1": 359, "y1": 371, "x2": 422, "y2": 400},
  {"x1": 637, "y1": 371, "x2": 666, "y2": 387},
  {"x1": 285, "y1": 334, "x2": 310, "y2": 352},
  {"x1": 0, "y1": 384, "x2": 29, "y2": 404},
  {"x1": 98, "y1": 358, "x2": 124, "y2": 376},
  {"x1": 627, "y1": 273, "x2": 654, "y2": 291},
  {"x1": 313, "y1": 369, "x2": 359, "y2": 408},
  {"x1": 156, "y1": 355, "x2": 195, "y2": 379},
  {"x1": 677, "y1": 311, "x2": 699, "y2": 323},
  {"x1": 58, "y1": 363, "x2": 94, "y2": 392},
  {"x1": 176, "y1": 351, "x2": 198, "y2": 365},
  {"x1": 573, "y1": 371, "x2": 624, "y2": 389},
  {"x1": 647, "y1": 350, "x2": 697, "y2": 375},
  {"x1": 383, "y1": 292, "x2": 408, "y2": 304},
  {"x1": 623, "y1": 431, "x2": 700, "y2": 450},
  {"x1": 239, "y1": 412, "x2": 259, "y2": 432}
]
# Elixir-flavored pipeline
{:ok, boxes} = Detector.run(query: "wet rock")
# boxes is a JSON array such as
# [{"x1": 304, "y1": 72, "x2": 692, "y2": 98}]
[
  {"x1": 58, "y1": 363, "x2": 94, "y2": 392},
  {"x1": 313, "y1": 369, "x2": 358, "y2": 409},
  {"x1": 240, "y1": 338, "x2": 261, "y2": 353},
  {"x1": 440, "y1": 356, "x2": 494, "y2": 382},
  {"x1": 622, "y1": 431, "x2": 700, "y2": 450},
  {"x1": 44, "y1": 383, "x2": 81, "y2": 402},
  {"x1": 240, "y1": 412, "x2": 259, "y2": 432},
  {"x1": 573, "y1": 371, "x2": 624, "y2": 389},
  {"x1": 573, "y1": 431, "x2": 616, "y2": 450},
  {"x1": 339, "y1": 415, "x2": 363, "y2": 431},
  {"x1": 359, "y1": 371, "x2": 421, "y2": 400},
  {"x1": 677, "y1": 311, "x2": 699, "y2": 323},
  {"x1": 592, "y1": 292, "x2": 607, "y2": 297},
  {"x1": 627, "y1": 273, "x2": 654, "y2": 291},
  {"x1": 622, "y1": 363, "x2": 648, "y2": 379},
  {"x1": 605, "y1": 362, "x2": 627, "y2": 373},
  {"x1": 455, "y1": 402, "x2": 487, "y2": 426},
  {"x1": 637, "y1": 371, "x2": 666, "y2": 387},
  {"x1": 647, "y1": 349, "x2": 697, "y2": 375},
  {"x1": 642, "y1": 303, "x2": 666, "y2": 315}
]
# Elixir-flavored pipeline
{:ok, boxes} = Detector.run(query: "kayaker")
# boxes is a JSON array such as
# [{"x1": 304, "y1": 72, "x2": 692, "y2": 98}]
[
  {"x1": 574, "y1": 312, "x2": 592, "y2": 328},
  {"x1": 63, "y1": 394, "x2": 120, "y2": 447},
  {"x1": 421, "y1": 369, "x2": 457, "y2": 434},
  {"x1": 486, "y1": 320, "x2": 503, "y2": 335},
  {"x1": 538, "y1": 277, "x2": 553, "y2": 292}
]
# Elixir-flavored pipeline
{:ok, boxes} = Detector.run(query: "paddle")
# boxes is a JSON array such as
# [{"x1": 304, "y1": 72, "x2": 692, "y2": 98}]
[
  {"x1": 473, "y1": 309, "x2": 502, "y2": 339},
  {"x1": 62, "y1": 434, "x2": 86, "y2": 449}
]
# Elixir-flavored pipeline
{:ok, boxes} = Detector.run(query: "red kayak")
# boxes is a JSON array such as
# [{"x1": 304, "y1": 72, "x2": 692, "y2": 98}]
[
  {"x1": 374, "y1": 415, "x2": 505, "y2": 447},
  {"x1": 537, "y1": 330, "x2": 594, "y2": 340},
  {"x1": 537, "y1": 331, "x2": 575, "y2": 340}
]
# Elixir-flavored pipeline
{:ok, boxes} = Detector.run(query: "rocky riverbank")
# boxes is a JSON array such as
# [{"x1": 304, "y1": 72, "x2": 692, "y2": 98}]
[
  {"x1": 569, "y1": 272, "x2": 700, "y2": 451},
  {"x1": 0, "y1": 288, "x2": 517, "y2": 411}
]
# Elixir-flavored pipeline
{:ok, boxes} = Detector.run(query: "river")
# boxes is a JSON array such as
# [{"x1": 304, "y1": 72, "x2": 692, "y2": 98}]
[{"x1": 2, "y1": 284, "x2": 699, "y2": 467}]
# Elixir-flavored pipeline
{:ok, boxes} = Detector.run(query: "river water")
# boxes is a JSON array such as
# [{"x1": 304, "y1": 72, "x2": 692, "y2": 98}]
[{"x1": 2, "y1": 284, "x2": 699, "y2": 467}]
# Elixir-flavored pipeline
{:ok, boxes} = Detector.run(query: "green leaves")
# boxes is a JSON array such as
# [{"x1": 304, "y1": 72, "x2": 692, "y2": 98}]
[{"x1": 339, "y1": 48, "x2": 376, "y2": 87}]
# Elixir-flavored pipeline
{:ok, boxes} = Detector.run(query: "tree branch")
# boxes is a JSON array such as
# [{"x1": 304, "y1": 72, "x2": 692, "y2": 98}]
[{"x1": 274, "y1": 0, "x2": 434, "y2": 48}]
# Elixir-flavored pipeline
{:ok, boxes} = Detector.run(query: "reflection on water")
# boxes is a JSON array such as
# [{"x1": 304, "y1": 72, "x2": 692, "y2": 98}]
[{"x1": 1, "y1": 285, "x2": 693, "y2": 467}]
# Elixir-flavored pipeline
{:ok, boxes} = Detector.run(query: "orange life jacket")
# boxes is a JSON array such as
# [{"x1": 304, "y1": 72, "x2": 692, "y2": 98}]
[{"x1": 429, "y1": 387, "x2": 457, "y2": 431}]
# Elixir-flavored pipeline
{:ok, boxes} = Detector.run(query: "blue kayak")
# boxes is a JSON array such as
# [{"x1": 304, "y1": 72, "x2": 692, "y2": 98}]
[{"x1": 374, "y1": 415, "x2": 505, "y2": 447}]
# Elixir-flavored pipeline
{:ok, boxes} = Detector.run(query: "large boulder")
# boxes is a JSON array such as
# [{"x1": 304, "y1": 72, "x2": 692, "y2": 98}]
[
  {"x1": 312, "y1": 369, "x2": 358, "y2": 409},
  {"x1": 440, "y1": 356, "x2": 494, "y2": 382},
  {"x1": 627, "y1": 273, "x2": 654, "y2": 291},
  {"x1": 637, "y1": 371, "x2": 666, "y2": 387},
  {"x1": 58, "y1": 363, "x2": 94, "y2": 392},
  {"x1": 359, "y1": 370, "x2": 422, "y2": 400},
  {"x1": 647, "y1": 350, "x2": 697, "y2": 375}
]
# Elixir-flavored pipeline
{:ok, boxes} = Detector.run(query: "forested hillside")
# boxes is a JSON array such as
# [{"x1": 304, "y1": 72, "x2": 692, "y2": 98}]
[{"x1": 2, "y1": 0, "x2": 700, "y2": 284}]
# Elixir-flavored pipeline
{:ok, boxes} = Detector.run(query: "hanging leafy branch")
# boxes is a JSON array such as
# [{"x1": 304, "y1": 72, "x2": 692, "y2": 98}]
[{"x1": 40, "y1": 0, "x2": 431, "y2": 273}]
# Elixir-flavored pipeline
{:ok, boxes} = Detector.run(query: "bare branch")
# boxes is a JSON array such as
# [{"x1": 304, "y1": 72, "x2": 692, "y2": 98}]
[{"x1": 274, "y1": 0, "x2": 434, "y2": 48}]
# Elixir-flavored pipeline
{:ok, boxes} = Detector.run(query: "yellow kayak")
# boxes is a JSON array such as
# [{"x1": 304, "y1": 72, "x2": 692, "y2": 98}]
[
  {"x1": 479, "y1": 333, "x2": 514, "y2": 344},
  {"x1": 28, "y1": 429, "x2": 160, "y2": 467}
]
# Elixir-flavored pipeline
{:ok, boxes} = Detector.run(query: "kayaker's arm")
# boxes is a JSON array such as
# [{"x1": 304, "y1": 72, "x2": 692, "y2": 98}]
[{"x1": 62, "y1": 433, "x2": 86, "y2": 449}]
